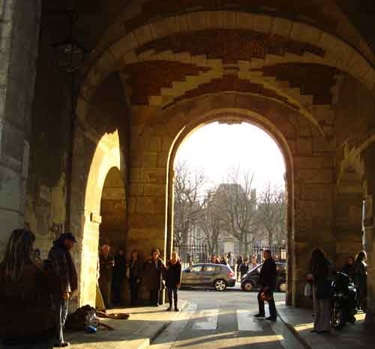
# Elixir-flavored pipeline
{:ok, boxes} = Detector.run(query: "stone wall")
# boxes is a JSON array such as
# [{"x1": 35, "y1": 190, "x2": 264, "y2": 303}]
[{"x1": 0, "y1": 0, "x2": 41, "y2": 255}]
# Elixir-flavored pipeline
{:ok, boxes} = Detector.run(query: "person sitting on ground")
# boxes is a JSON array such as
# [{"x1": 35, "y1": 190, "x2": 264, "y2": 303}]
[
  {"x1": 0, "y1": 229, "x2": 57, "y2": 349},
  {"x1": 165, "y1": 252, "x2": 182, "y2": 311}
]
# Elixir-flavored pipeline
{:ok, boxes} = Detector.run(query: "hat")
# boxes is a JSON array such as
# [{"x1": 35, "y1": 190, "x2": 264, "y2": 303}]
[{"x1": 60, "y1": 232, "x2": 77, "y2": 243}]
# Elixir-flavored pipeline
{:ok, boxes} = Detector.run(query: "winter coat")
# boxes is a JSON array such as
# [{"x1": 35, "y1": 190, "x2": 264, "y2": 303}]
[
  {"x1": 354, "y1": 260, "x2": 367, "y2": 290},
  {"x1": 99, "y1": 252, "x2": 114, "y2": 283},
  {"x1": 259, "y1": 257, "x2": 277, "y2": 290},
  {"x1": 48, "y1": 239, "x2": 78, "y2": 295},
  {"x1": 143, "y1": 258, "x2": 166, "y2": 290},
  {"x1": 239, "y1": 263, "x2": 249, "y2": 275},
  {"x1": 0, "y1": 261, "x2": 57, "y2": 341},
  {"x1": 165, "y1": 260, "x2": 181, "y2": 288},
  {"x1": 128, "y1": 258, "x2": 143, "y2": 286}
]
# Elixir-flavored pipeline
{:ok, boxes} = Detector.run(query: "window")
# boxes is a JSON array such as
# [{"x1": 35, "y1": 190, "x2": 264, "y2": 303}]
[
  {"x1": 190, "y1": 265, "x2": 202, "y2": 273},
  {"x1": 203, "y1": 265, "x2": 219, "y2": 273}
]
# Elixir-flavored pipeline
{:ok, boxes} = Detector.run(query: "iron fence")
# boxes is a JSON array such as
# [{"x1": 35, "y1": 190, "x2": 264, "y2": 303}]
[
  {"x1": 175, "y1": 243, "x2": 209, "y2": 269},
  {"x1": 250, "y1": 244, "x2": 287, "y2": 263}
]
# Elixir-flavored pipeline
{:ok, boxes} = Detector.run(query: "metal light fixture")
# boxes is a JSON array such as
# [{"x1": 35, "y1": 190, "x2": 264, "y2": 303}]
[{"x1": 53, "y1": 11, "x2": 86, "y2": 73}]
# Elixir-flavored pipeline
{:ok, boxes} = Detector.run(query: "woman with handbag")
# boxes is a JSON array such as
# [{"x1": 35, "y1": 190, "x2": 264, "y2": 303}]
[{"x1": 307, "y1": 248, "x2": 331, "y2": 333}]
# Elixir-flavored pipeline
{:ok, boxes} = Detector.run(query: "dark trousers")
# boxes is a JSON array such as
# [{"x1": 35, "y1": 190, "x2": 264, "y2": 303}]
[
  {"x1": 150, "y1": 289, "x2": 160, "y2": 306},
  {"x1": 53, "y1": 296, "x2": 68, "y2": 345},
  {"x1": 130, "y1": 283, "x2": 139, "y2": 306},
  {"x1": 99, "y1": 278, "x2": 112, "y2": 308},
  {"x1": 257, "y1": 288, "x2": 277, "y2": 318},
  {"x1": 167, "y1": 287, "x2": 178, "y2": 308}
]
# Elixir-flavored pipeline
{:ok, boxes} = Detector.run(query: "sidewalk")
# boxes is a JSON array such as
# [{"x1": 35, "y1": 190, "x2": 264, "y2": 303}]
[
  {"x1": 66, "y1": 301, "x2": 187, "y2": 349},
  {"x1": 277, "y1": 304, "x2": 375, "y2": 349}
]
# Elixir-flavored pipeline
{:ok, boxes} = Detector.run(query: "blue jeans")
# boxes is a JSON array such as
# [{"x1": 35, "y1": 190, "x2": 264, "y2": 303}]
[{"x1": 53, "y1": 296, "x2": 68, "y2": 345}]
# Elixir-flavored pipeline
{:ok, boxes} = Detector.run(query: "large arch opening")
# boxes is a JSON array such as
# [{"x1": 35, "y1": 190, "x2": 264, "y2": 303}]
[{"x1": 165, "y1": 110, "x2": 295, "y2": 304}]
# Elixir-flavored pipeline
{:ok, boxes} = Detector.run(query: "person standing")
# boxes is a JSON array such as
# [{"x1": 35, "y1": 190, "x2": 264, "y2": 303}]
[
  {"x1": 0, "y1": 229, "x2": 56, "y2": 349},
  {"x1": 239, "y1": 258, "x2": 249, "y2": 279},
  {"x1": 49, "y1": 232, "x2": 78, "y2": 347},
  {"x1": 99, "y1": 244, "x2": 115, "y2": 308},
  {"x1": 342, "y1": 256, "x2": 355, "y2": 280},
  {"x1": 143, "y1": 249, "x2": 166, "y2": 306},
  {"x1": 354, "y1": 251, "x2": 367, "y2": 312},
  {"x1": 128, "y1": 249, "x2": 142, "y2": 306},
  {"x1": 112, "y1": 247, "x2": 126, "y2": 306},
  {"x1": 254, "y1": 250, "x2": 277, "y2": 321},
  {"x1": 236, "y1": 256, "x2": 243, "y2": 281},
  {"x1": 165, "y1": 252, "x2": 182, "y2": 311},
  {"x1": 307, "y1": 248, "x2": 331, "y2": 333}
]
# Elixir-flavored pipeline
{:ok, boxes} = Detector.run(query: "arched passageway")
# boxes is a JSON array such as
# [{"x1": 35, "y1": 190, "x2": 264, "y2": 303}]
[
  {"x1": 164, "y1": 110, "x2": 295, "y2": 305},
  {"x1": 79, "y1": 131, "x2": 124, "y2": 306}
]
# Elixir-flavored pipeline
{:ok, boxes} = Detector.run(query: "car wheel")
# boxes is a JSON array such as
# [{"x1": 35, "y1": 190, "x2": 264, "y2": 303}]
[
  {"x1": 278, "y1": 281, "x2": 287, "y2": 292},
  {"x1": 242, "y1": 280, "x2": 255, "y2": 292},
  {"x1": 214, "y1": 279, "x2": 227, "y2": 291}
]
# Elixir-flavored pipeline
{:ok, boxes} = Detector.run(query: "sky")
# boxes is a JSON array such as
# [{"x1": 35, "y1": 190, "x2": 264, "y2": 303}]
[{"x1": 174, "y1": 122, "x2": 286, "y2": 194}]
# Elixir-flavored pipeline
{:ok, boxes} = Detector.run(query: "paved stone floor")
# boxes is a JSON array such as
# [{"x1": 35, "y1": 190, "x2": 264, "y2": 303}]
[{"x1": 65, "y1": 288, "x2": 375, "y2": 349}]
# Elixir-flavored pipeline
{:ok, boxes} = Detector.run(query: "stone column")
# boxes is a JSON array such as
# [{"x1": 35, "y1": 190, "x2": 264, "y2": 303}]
[
  {"x1": 127, "y1": 106, "x2": 170, "y2": 303},
  {"x1": 0, "y1": 0, "x2": 41, "y2": 254}
]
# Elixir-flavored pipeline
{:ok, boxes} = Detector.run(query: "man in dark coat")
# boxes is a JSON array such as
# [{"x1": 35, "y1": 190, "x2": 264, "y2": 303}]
[
  {"x1": 48, "y1": 232, "x2": 78, "y2": 347},
  {"x1": 143, "y1": 249, "x2": 166, "y2": 306},
  {"x1": 254, "y1": 249, "x2": 277, "y2": 321}
]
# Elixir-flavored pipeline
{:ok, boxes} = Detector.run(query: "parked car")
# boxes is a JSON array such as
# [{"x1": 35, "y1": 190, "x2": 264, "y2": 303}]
[
  {"x1": 241, "y1": 262, "x2": 287, "y2": 292},
  {"x1": 181, "y1": 263, "x2": 236, "y2": 291}
]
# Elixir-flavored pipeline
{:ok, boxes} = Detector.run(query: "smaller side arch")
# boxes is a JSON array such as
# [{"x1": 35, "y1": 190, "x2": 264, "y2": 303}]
[{"x1": 79, "y1": 131, "x2": 122, "y2": 306}]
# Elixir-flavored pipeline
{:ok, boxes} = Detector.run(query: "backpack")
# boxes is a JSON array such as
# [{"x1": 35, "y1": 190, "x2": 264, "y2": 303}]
[{"x1": 65, "y1": 305, "x2": 98, "y2": 331}]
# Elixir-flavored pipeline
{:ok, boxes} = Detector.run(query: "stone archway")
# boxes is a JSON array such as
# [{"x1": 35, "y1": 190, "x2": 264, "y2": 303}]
[
  {"x1": 335, "y1": 166, "x2": 365, "y2": 268},
  {"x1": 165, "y1": 109, "x2": 295, "y2": 304},
  {"x1": 79, "y1": 131, "x2": 122, "y2": 306}
]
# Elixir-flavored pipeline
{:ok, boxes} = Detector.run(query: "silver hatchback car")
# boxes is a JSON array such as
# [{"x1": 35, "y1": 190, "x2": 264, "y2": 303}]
[{"x1": 181, "y1": 263, "x2": 236, "y2": 291}]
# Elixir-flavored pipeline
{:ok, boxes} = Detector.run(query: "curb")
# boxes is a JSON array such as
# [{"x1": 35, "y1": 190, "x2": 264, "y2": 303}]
[
  {"x1": 277, "y1": 313, "x2": 311, "y2": 349},
  {"x1": 147, "y1": 301, "x2": 189, "y2": 347}
]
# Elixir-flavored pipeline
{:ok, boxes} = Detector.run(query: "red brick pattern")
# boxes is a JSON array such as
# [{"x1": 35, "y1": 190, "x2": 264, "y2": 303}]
[
  {"x1": 262, "y1": 63, "x2": 338, "y2": 104},
  {"x1": 124, "y1": 0, "x2": 338, "y2": 33},
  {"x1": 123, "y1": 61, "x2": 210, "y2": 104},
  {"x1": 137, "y1": 29, "x2": 325, "y2": 64},
  {"x1": 171, "y1": 75, "x2": 299, "y2": 108}
]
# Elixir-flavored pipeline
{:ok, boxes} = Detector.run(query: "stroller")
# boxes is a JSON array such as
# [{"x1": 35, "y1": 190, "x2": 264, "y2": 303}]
[{"x1": 330, "y1": 271, "x2": 357, "y2": 329}]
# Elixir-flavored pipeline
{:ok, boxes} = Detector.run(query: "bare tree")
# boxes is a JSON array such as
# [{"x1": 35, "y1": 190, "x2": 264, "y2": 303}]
[
  {"x1": 197, "y1": 189, "x2": 221, "y2": 254},
  {"x1": 256, "y1": 183, "x2": 287, "y2": 245},
  {"x1": 173, "y1": 161, "x2": 206, "y2": 248},
  {"x1": 211, "y1": 169, "x2": 257, "y2": 255}
]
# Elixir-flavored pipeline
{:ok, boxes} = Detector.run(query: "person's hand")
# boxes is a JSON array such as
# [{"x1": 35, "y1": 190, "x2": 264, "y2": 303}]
[
  {"x1": 62, "y1": 292, "x2": 70, "y2": 300},
  {"x1": 177, "y1": 283, "x2": 181, "y2": 289}
]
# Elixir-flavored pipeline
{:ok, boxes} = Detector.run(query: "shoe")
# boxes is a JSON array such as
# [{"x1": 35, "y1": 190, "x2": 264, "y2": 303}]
[
  {"x1": 174, "y1": 308, "x2": 179, "y2": 312},
  {"x1": 166, "y1": 306, "x2": 172, "y2": 311},
  {"x1": 266, "y1": 316, "x2": 277, "y2": 321},
  {"x1": 254, "y1": 313, "x2": 265, "y2": 318}
]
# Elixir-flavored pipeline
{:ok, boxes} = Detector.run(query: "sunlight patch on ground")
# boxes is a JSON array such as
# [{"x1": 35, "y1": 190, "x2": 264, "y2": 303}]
[
  {"x1": 294, "y1": 322, "x2": 314, "y2": 332},
  {"x1": 171, "y1": 331, "x2": 284, "y2": 348}
]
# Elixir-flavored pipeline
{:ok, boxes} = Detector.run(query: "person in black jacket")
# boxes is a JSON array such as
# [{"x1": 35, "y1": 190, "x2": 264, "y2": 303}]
[
  {"x1": 254, "y1": 250, "x2": 277, "y2": 321},
  {"x1": 128, "y1": 249, "x2": 142, "y2": 306},
  {"x1": 165, "y1": 252, "x2": 182, "y2": 311}
]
